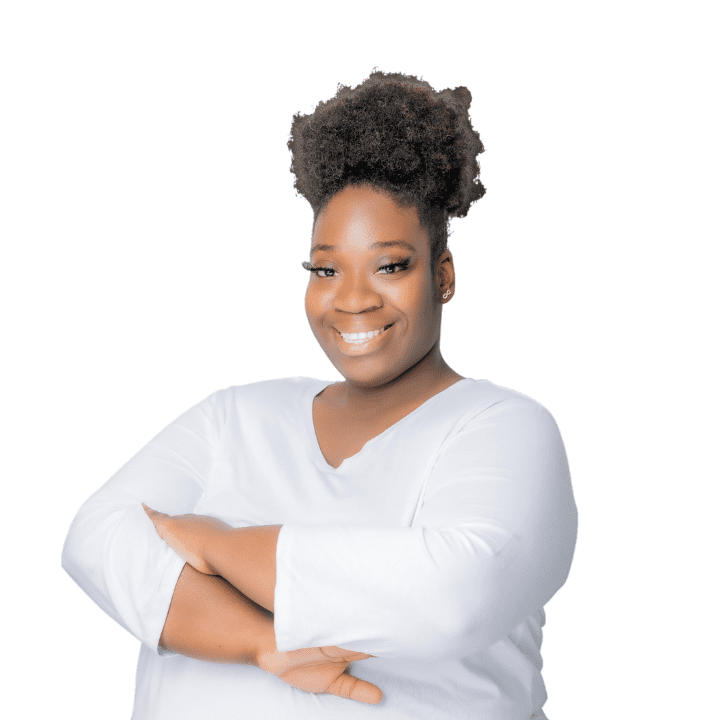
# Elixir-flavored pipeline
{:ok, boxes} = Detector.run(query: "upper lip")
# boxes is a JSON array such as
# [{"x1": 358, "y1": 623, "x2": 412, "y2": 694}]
[{"x1": 335, "y1": 324, "x2": 392, "y2": 335}]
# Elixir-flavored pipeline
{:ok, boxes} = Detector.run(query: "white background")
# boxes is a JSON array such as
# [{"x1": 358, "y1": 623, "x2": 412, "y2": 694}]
[{"x1": 2, "y1": 1, "x2": 718, "y2": 718}]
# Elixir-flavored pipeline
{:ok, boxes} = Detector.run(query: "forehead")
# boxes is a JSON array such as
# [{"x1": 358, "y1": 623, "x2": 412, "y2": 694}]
[{"x1": 312, "y1": 185, "x2": 429, "y2": 253}]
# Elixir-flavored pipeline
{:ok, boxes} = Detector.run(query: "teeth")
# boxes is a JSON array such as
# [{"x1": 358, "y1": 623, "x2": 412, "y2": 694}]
[{"x1": 339, "y1": 326, "x2": 388, "y2": 344}]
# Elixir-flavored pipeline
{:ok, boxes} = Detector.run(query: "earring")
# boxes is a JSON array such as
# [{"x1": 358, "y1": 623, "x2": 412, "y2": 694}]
[{"x1": 442, "y1": 289, "x2": 452, "y2": 299}]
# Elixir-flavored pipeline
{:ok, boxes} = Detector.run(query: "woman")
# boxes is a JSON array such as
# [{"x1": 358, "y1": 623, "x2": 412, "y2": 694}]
[{"x1": 62, "y1": 70, "x2": 577, "y2": 719}]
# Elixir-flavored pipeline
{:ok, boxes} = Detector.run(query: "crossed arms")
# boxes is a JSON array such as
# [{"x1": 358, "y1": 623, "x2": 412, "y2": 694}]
[{"x1": 61, "y1": 386, "x2": 577, "y2": 702}]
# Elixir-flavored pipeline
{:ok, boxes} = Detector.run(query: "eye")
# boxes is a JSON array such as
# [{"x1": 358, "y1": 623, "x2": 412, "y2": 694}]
[
  {"x1": 302, "y1": 261, "x2": 336, "y2": 278},
  {"x1": 377, "y1": 258, "x2": 411, "y2": 275}
]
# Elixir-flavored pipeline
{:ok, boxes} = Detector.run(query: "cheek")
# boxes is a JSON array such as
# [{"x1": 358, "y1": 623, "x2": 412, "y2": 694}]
[
  {"x1": 400, "y1": 278, "x2": 436, "y2": 317},
  {"x1": 305, "y1": 284, "x2": 331, "y2": 328},
  {"x1": 304, "y1": 285, "x2": 313, "y2": 318},
  {"x1": 406, "y1": 285, "x2": 441, "y2": 340},
  {"x1": 304, "y1": 284, "x2": 320, "y2": 318}
]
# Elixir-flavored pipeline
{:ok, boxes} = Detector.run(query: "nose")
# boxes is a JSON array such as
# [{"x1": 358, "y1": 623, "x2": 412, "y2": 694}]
[{"x1": 333, "y1": 271, "x2": 383, "y2": 314}]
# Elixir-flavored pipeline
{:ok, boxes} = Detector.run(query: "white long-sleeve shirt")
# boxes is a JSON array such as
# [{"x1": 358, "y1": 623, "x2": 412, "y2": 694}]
[{"x1": 62, "y1": 377, "x2": 577, "y2": 719}]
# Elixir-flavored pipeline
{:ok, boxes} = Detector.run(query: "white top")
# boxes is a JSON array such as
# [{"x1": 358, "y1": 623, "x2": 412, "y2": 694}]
[{"x1": 62, "y1": 377, "x2": 577, "y2": 720}]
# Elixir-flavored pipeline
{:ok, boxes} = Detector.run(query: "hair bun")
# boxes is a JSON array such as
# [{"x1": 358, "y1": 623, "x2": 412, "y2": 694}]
[{"x1": 288, "y1": 69, "x2": 485, "y2": 264}]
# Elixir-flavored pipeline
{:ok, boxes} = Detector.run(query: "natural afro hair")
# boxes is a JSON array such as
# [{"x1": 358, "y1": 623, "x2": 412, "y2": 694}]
[{"x1": 288, "y1": 70, "x2": 485, "y2": 266}]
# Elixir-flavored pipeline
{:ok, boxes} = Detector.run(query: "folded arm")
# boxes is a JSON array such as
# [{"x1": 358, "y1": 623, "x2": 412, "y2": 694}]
[
  {"x1": 193, "y1": 398, "x2": 577, "y2": 661},
  {"x1": 61, "y1": 390, "x2": 223, "y2": 654},
  {"x1": 148, "y1": 559, "x2": 383, "y2": 703},
  {"x1": 159, "y1": 562, "x2": 273, "y2": 663},
  {"x1": 61, "y1": 389, "x2": 382, "y2": 703},
  {"x1": 275, "y1": 399, "x2": 577, "y2": 659},
  {"x1": 142, "y1": 507, "x2": 281, "y2": 613}
]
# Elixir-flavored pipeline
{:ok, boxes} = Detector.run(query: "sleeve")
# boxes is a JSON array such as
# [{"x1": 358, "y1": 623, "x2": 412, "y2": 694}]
[
  {"x1": 273, "y1": 397, "x2": 578, "y2": 660},
  {"x1": 61, "y1": 389, "x2": 226, "y2": 656}
]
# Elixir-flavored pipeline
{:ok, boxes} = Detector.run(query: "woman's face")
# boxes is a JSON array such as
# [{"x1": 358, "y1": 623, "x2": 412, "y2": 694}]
[{"x1": 305, "y1": 184, "x2": 453, "y2": 389}]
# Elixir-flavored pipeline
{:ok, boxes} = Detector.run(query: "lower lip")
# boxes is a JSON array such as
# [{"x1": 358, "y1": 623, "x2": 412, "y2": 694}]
[{"x1": 335, "y1": 324, "x2": 394, "y2": 355}]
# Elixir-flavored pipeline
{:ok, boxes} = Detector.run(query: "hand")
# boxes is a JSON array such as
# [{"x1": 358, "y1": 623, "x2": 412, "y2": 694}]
[
  {"x1": 142, "y1": 504, "x2": 231, "y2": 576},
  {"x1": 257, "y1": 641, "x2": 382, "y2": 705}
]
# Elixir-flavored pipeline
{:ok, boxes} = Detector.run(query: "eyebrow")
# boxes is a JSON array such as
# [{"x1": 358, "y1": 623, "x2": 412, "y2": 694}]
[{"x1": 310, "y1": 240, "x2": 417, "y2": 256}]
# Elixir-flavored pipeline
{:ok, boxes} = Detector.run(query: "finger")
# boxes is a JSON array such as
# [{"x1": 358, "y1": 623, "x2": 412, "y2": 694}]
[
  {"x1": 142, "y1": 505, "x2": 169, "y2": 541},
  {"x1": 327, "y1": 673, "x2": 382, "y2": 704},
  {"x1": 321, "y1": 646, "x2": 371, "y2": 660}
]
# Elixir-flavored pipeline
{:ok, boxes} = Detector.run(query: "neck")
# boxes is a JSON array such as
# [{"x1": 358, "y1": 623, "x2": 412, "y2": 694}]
[{"x1": 337, "y1": 342, "x2": 463, "y2": 414}]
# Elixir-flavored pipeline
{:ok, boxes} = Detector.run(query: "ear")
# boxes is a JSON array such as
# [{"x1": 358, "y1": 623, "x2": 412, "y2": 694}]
[{"x1": 436, "y1": 250, "x2": 455, "y2": 303}]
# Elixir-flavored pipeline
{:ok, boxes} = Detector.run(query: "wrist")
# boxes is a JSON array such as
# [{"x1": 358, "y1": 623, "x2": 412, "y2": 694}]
[{"x1": 251, "y1": 614, "x2": 279, "y2": 669}]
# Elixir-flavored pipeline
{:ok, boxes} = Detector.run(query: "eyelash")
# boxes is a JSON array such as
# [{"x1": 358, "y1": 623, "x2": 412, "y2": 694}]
[{"x1": 302, "y1": 258, "x2": 411, "y2": 278}]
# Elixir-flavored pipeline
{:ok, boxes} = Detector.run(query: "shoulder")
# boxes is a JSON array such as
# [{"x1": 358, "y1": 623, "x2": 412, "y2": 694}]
[
  {"x1": 176, "y1": 377, "x2": 327, "y2": 437},
  {"x1": 452, "y1": 378, "x2": 563, "y2": 437},
  {"x1": 206, "y1": 376, "x2": 330, "y2": 418},
  {"x1": 439, "y1": 381, "x2": 571, "y2": 493},
  {"x1": 453, "y1": 378, "x2": 554, "y2": 414}
]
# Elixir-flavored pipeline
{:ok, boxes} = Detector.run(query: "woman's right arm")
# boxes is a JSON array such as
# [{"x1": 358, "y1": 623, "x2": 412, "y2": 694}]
[
  {"x1": 159, "y1": 562, "x2": 274, "y2": 664},
  {"x1": 162, "y1": 563, "x2": 382, "y2": 703},
  {"x1": 61, "y1": 390, "x2": 380, "y2": 702},
  {"x1": 62, "y1": 390, "x2": 224, "y2": 654}
]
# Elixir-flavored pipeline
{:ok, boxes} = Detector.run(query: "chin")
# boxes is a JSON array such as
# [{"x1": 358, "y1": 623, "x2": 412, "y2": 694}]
[
  {"x1": 343, "y1": 373, "x2": 397, "y2": 389},
  {"x1": 332, "y1": 355, "x2": 417, "y2": 390}
]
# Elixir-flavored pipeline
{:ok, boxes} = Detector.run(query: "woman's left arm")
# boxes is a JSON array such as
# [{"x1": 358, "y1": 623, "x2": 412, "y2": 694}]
[
  {"x1": 276, "y1": 397, "x2": 577, "y2": 660},
  {"x1": 142, "y1": 506, "x2": 281, "y2": 613}
]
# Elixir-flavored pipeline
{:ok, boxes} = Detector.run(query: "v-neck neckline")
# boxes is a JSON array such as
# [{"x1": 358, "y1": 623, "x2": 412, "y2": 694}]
[{"x1": 302, "y1": 377, "x2": 474, "y2": 472}]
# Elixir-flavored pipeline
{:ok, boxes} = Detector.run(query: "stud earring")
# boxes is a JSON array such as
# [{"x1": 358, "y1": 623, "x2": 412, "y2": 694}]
[{"x1": 442, "y1": 289, "x2": 452, "y2": 299}]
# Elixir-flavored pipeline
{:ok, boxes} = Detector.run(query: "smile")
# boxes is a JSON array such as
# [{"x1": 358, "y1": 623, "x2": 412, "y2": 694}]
[{"x1": 337, "y1": 324, "x2": 392, "y2": 345}]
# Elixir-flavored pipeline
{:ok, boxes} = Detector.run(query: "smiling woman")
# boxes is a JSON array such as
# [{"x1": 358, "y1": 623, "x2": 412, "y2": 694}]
[
  {"x1": 304, "y1": 184, "x2": 465, "y2": 467},
  {"x1": 62, "y1": 70, "x2": 577, "y2": 720}
]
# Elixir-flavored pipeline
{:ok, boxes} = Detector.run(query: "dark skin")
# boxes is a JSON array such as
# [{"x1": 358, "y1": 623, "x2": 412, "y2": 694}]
[
  {"x1": 144, "y1": 184, "x2": 463, "y2": 704},
  {"x1": 306, "y1": 184, "x2": 464, "y2": 467}
]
